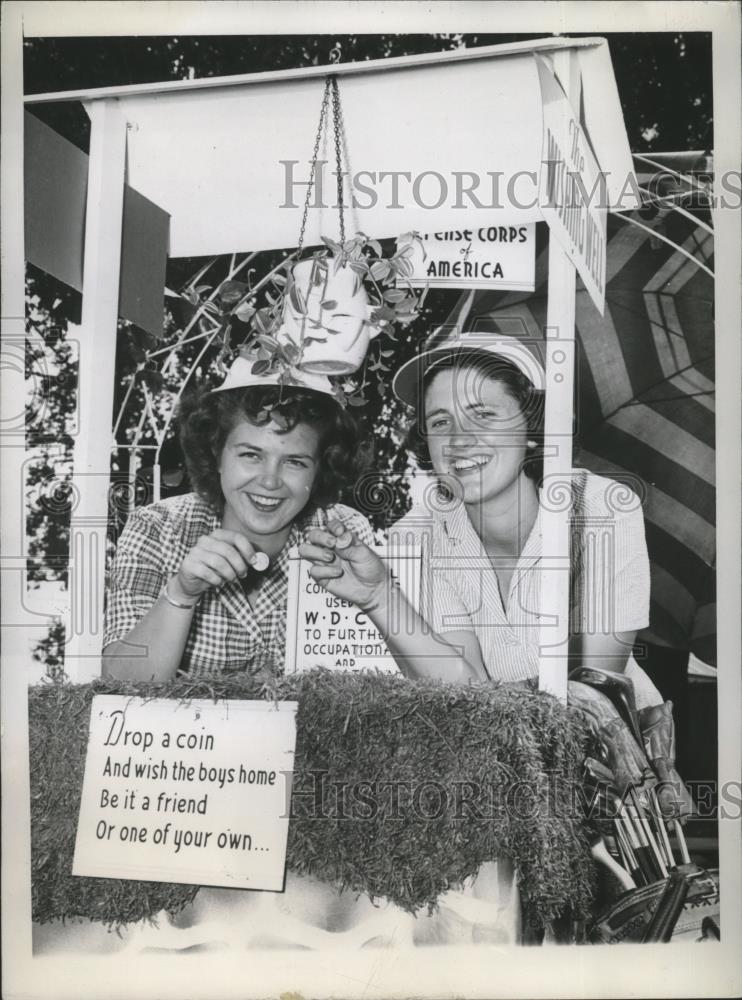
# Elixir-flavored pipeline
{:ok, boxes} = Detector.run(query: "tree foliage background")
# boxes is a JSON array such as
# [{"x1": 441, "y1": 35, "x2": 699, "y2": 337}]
[{"x1": 22, "y1": 31, "x2": 712, "y2": 671}]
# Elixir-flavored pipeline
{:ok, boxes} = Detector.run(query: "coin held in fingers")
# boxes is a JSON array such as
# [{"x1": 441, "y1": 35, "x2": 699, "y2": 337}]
[{"x1": 250, "y1": 551, "x2": 270, "y2": 572}]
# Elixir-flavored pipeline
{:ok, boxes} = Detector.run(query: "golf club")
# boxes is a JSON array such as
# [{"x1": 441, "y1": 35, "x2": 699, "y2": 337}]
[{"x1": 570, "y1": 666, "x2": 643, "y2": 745}]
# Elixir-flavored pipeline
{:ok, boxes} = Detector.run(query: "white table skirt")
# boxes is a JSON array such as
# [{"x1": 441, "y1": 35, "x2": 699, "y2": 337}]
[{"x1": 33, "y1": 861, "x2": 521, "y2": 954}]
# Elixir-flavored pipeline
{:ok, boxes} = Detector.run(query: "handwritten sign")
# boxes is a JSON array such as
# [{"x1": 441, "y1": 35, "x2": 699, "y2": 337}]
[
  {"x1": 537, "y1": 55, "x2": 607, "y2": 313},
  {"x1": 72, "y1": 696, "x2": 297, "y2": 891},
  {"x1": 404, "y1": 225, "x2": 536, "y2": 290},
  {"x1": 284, "y1": 545, "x2": 421, "y2": 674}
]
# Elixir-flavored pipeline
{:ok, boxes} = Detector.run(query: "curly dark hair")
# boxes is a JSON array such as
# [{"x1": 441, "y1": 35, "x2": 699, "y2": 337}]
[
  {"x1": 405, "y1": 352, "x2": 545, "y2": 484},
  {"x1": 177, "y1": 385, "x2": 369, "y2": 511}
]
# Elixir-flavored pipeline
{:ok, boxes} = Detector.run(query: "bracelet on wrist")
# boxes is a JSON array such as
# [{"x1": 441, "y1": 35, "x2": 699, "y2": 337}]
[{"x1": 162, "y1": 579, "x2": 200, "y2": 610}]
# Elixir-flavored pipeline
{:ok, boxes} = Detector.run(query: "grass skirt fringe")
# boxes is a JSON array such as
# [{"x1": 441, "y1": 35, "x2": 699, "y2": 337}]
[{"x1": 29, "y1": 670, "x2": 595, "y2": 930}]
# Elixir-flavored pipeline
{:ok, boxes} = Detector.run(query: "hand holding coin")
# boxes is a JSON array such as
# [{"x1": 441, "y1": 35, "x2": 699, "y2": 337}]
[
  {"x1": 298, "y1": 519, "x2": 390, "y2": 612},
  {"x1": 176, "y1": 528, "x2": 265, "y2": 599},
  {"x1": 330, "y1": 520, "x2": 354, "y2": 550},
  {"x1": 249, "y1": 551, "x2": 270, "y2": 572}
]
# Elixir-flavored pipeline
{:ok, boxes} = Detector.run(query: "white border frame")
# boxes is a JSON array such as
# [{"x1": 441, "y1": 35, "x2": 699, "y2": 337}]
[{"x1": 2, "y1": 4, "x2": 740, "y2": 999}]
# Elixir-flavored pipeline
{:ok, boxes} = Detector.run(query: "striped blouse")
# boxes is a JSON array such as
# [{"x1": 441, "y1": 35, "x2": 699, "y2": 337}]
[{"x1": 391, "y1": 470, "x2": 650, "y2": 684}]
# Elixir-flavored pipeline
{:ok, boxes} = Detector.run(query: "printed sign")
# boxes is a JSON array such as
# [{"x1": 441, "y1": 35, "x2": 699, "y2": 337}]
[
  {"x1": 284, "y1": 545, "x2": 421, "y2": 674},
  {"x1": 72, "y1": 696, "x2": 297, "y2": 891},
  {"x1": 537, "y1": 55, "x2": 607, "y2": 313},
  {"x1": 404, "y1": 225, "x2": 536, "y2": 290}
]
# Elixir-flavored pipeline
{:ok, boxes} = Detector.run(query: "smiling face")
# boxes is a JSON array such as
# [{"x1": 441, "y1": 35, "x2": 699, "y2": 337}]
[
  {"x1": 218, "y1": 417, "x2": 320, "y2": 551},
  {"x1": 423, "y1": 367, "x2": 531, "y2": 508}
]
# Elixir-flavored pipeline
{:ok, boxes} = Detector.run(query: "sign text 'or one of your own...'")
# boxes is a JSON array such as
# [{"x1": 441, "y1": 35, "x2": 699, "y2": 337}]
[
  {"x1": 72, "y1": 697, "x2": 297, "y2": 891},
  {"x1": 404, "y1": 224, "x2": 536, "y2": 290},
  {"x1": 284, "y1": 544, "x2": 421, "y2": 674}
]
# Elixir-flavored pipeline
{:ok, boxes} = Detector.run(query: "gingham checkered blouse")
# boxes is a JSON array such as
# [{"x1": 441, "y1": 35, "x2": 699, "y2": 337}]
[
  {"x1": 103, "y1": 493, "x2": 374, "y2": 676},
  {"x1": 391, "y1": 469, "x2": 650, "y2": 684}
]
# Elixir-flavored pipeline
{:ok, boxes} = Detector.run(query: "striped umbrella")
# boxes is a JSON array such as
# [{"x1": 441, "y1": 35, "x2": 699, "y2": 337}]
[{"x1": 444, "y1": 208, "x2": 715, "y2": 665}]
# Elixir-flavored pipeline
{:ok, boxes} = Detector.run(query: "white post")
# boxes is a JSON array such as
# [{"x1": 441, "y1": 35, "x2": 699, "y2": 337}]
[
  {"x1": 538, "y1": 51, "x2": 580, "y2": 702},
  {"x1": 539, "y1": 247, "x2": 576, "y2": 701},
  {"x1": 65, "y1": 100, "x2": 126, "y2": 679}
]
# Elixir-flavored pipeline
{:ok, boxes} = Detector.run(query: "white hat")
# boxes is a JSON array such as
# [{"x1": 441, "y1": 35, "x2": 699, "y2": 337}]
[
  {"x1": 392, "y1": 332, "x2": 546, "y2": 407},
  {"x1": 212, "y1": 355, "x2": 336, "y2": 398}
]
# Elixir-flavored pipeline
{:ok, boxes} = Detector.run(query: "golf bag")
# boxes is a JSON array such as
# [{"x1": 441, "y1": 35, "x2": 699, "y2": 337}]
[
  {"x1": 568, "y1": 668, "x2": 720, "y2": 944},
  {"x1": 587, "y1": 863, "x2": 720, "y2": 943}
]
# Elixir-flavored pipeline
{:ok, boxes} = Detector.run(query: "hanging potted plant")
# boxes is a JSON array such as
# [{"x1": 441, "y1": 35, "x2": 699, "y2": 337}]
[
  {"x1": 242, "y1": 75, "x2": 426, "y2": 379},
  {"x1": 244, "y1": 230, "x2": 424, "y2": 377},
  {"x1": 171, "y1": 75, "x2": 427, "y2": 399}
]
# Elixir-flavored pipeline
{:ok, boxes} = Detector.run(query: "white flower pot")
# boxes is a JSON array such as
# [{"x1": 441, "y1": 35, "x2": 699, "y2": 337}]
[{"x1": 276, "y1": 257, "x2": 381, "y2": 375}]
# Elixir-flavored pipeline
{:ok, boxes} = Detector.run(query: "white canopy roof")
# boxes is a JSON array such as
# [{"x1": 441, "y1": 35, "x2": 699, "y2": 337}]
[{"x1": 27, "y1": 36, "x2": 638, "y2": 258}]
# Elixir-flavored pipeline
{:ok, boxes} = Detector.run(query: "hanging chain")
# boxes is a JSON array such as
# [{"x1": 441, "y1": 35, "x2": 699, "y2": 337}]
[
  {"x1": 297, "y1": 77, "x2": 331, "y2": 253},
  {"x1": 329, "y1": 76, "x2": 346, "y2": 245},
  {"x1": 297, "y1": 75, "x2": 346, "y2": 253}
]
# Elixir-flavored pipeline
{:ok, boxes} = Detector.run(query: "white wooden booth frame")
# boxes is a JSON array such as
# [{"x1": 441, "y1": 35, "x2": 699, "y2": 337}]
[{"x1": 22, "y1": 37, "x2": 639, "y2": 697}]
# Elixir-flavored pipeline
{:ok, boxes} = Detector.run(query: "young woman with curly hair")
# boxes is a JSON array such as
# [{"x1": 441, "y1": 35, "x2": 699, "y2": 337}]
[{"x1": 103, "y1": 362, "x2": 373, "y2": 681}]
